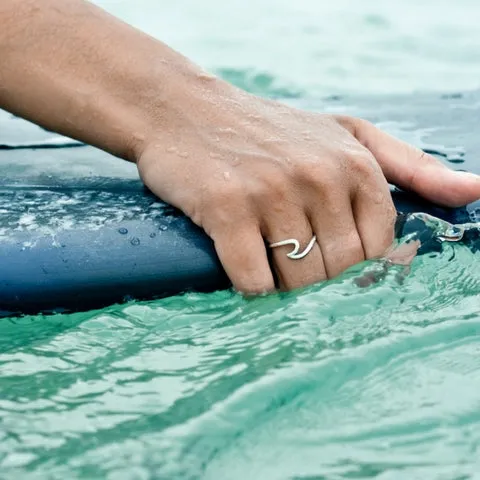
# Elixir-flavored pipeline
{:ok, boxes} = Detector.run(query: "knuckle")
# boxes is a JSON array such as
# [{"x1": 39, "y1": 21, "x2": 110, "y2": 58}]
[
  {"x1": 334, "y1": 114, "x2": 358, "y2": 132},
  {"x1": 201, "y1": 182, "x2": 248, "y2": 225},
  {"x1": 313, "y1": 169, "x2": 345, "y2": 204},
  {"x1": 294, "y1": 160, "x2": 339, "y2": 191},
  {"x1": 335, "y1": 115, "x2": 374, "y2": 136},
  {"x1": 348, "y1": 149, "x2": 379, "y2": 178},
  {"x1": 211, "y1": 181, "x2": 244, "y2": 206},
  {"x1": 355, "y1": 117, "x2": 374, "y2": 134},
  {"x1": 252, "y1": 170, "x2": 289, "y2": 204},
  {"x1": 355, "y1": 117, "x2": 374, "y2": 130},
  {"x1": 291, "y1": 158, "x2": 312, "y2": 183}
]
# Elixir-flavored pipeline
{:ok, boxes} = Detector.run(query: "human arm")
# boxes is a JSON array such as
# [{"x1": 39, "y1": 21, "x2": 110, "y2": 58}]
[{"x1": 1, "y1": 0, "x2": 479, "y2": 293}]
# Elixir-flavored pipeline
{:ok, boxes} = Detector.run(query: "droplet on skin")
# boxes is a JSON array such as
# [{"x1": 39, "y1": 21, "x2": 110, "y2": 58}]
[
  {"x1": 217, "y1": 127, "x2": 236, "y2": 134},
  {"x1": 149, "y1": 232, "x2": 156, "y2": 238},
  {"x1": 130, "y1": 237, "x2": 140, "y2": 246},
  {"x1": 223, "y1": 171, "x2": 231, "y2": 181},
  {"x1": 166, "y1": 146, "x2": 177, "y2": 153},
  {"x1": 118, "y1": 228, "x2": 128, "y2": 235},
  {"x1": 302, "y1": 130, "x2": 312, "y2": 140},
  {"x1": 159, "y1": 225, "x2": 168, "y2": 231},
  {"x1": 197, "y1": 71, "x2": 217, "y2": 82}
]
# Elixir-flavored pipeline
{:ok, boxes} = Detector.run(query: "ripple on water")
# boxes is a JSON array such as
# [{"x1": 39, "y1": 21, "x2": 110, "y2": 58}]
[{"x1": 0, "y1": 236, "x2": 479, "y2": 478}]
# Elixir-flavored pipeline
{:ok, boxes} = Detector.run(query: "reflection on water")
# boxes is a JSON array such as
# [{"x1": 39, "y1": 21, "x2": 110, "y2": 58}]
[
  {"x1": 1, "y1": 0, "x2": 480, "y2": 478},
  {"x1": 0, "y1": 217, "x2": 479, "y2": 478}
]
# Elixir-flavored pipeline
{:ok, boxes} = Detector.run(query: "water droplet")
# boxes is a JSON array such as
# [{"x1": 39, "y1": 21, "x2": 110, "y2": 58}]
[
  {"x1": 159, "y1": 225, "x2": 168, "y2": 231},
  {"x1": 166, "y1": 146, "x2": 177, "y2": 153},
  {"x1": 118, "y1": 227, "x2": 128, "y2": 235},
  {"x1": 178, "y1": 151, "x2": 189, "y2": 158},
  {"x1": 218, "y1": 127, "x2": 235, "y2": 134},
  {"x1": 223, "y1": 171, "x2": 231, "y2": 180},
  {"x1": 302, "y1": 130, "x2": 312, "y2": 140},
  {"x1": 439, "y1": 225, "x2": 464, "y2": 242},
  {"x1": 130, "y1": 237, "x2": 140, "y2": 246},
  {"x1": 447, "y1": 155, "x2": 465, "y2": 164},
  {"x1": 197, "y1": 71, "x2": 217, "y2": 81},
  {"x1": 149, "y1": 232, "x2": 156, "y2": 238}
]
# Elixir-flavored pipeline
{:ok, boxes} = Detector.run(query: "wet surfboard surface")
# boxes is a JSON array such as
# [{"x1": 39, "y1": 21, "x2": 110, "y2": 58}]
[{"x1": 0, "y1": 92, "x2": 479, "y2": 316}]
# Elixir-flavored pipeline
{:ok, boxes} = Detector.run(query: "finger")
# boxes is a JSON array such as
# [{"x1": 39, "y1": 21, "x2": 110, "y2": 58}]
[
  {"x1": 212, "y1": 224, "x2": 275, "y2": 295},
  {"x1": 341, "y1": 117, "x2": 480, "y2": 207},
  {"x1": 352, "y1": 169, "x2": 397, "y2": 259},
  {"x1": 265, "y1": 215, "x2": 327, "y2": 290},
  {"x1": 308, "y1": 196, "x2": 365, "y2": 279},
  {"x1": 385, "y1": 240, "x2": 420, "y2": 266}
]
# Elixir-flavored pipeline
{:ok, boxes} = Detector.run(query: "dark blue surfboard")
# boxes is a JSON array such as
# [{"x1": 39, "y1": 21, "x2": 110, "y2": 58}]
[{"x1": 0, "y1": 92, "x2": 479, "y2": 316}]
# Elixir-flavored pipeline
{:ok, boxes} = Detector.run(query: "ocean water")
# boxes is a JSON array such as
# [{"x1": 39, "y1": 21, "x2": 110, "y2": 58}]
[
  {"x1": 1, "y1": 1, "x2": 480, "y2": 479},
  {"x1": 96, "y1": 0, "x2": 480, "y2": 96}
]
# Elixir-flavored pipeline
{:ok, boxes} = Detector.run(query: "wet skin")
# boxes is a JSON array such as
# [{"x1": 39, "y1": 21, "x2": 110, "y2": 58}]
[{"x1": 1, "y1": 0, "x2": 479, "y2": 293}]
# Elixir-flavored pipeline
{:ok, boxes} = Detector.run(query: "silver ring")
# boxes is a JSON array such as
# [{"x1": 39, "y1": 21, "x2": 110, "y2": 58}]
[{"x1": 269, "y1": 235, "x2": 316, "y2": 260}]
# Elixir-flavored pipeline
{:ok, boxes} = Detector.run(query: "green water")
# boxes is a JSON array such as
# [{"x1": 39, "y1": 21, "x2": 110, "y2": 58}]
[
  {"x1": 1, "y1": 246, "x2": 479, "y2": 478},
  {"x1": 96, "y1": 0, "x2": 480, "y2": 96},
  {"x1": 2, "y1": 1, "x2": 480, "y2": 479}
]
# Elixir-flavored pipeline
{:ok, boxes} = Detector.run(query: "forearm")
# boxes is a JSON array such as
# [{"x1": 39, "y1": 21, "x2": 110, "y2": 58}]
[{"x1": 0, "y1": 0, "x2": 218, "y2": 160}]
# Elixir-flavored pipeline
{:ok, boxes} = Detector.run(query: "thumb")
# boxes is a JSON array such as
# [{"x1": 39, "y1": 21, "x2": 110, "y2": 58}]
[{"x1": 347, "y1": 117, "x2": 480, "y2": 208}]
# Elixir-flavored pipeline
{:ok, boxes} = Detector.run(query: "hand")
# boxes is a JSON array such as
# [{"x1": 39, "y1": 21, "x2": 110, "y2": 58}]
[
  {"x1": 1, "y1": 0, "x2": 476, "y2": 294},
  {"x1": 136, "y1": 84, "x2": 480, "y2": 294}
]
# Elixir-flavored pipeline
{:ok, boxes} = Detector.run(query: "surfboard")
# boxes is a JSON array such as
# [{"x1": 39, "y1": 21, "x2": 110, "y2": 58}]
[{"x1": 1, "y1": 92, "x2": 479, "y2": 316}]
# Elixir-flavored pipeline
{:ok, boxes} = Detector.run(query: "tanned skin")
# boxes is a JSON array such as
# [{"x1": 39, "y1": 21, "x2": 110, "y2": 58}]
[{"x1": 1, "y1": 0, "x2": 479, "y2": 292}]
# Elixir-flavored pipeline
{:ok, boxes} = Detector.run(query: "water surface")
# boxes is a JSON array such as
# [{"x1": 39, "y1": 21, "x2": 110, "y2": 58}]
[
  {"x1": 95, "y1": 0, "x2": 480, "y2": 96},
  {"x1": 1, "y1": 243, "x2": 479, "y2": 478},
  {"x1": 1, "y1": 1, "x2": 480, "y2": 478}
]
